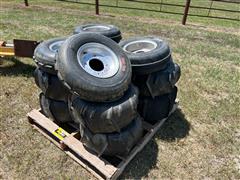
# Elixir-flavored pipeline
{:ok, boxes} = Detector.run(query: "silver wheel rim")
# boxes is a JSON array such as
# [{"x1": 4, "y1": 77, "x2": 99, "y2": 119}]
[
  {"x1": 49, "y1": 40, "x2": 64, "y2": 53},
  {"x1": 77, "y1": 43, "x2": 120, "y2": 78},
  {"x1": 123, "y1": 39, "x2": 158, "y2": 53},
  {"x1": 83, "y1": 25, "x2": 111, "y2": 32}
]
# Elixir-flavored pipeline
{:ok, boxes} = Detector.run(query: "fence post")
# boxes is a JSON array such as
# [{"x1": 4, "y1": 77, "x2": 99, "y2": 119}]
[
  {"x1": 24, "y1": 0, "x2": 29, "y2": 6},
  {"x1": 182, "y1": 0, "x2": 191, "y2": 25},
  {"x1": 208, "y1": 0, "x2": 214, "y2": 16},
  {"x1": 96, "y1": 0, "x2": 99, "y2": 15}
]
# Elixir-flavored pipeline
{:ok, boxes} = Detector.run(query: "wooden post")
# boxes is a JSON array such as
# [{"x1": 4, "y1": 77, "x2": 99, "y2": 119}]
[
  {"x1": 182, "y1": 0, "x2": 191, "y2": 25},
  {"x1": 24, "y1": 0, "x2": 29, "y2": 6},
  {"x1": 95, "y1": 0, "x2": 99, "y2": 15}
]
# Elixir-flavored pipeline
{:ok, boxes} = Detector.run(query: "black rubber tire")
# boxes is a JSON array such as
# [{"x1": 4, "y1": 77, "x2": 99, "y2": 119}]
[
  {"x1": 34, "y1": 37, "x2": 66, "y2": 74},
  {"x1": 80, "y1": 116, "x2": 143, "y2": 156},
  {"x1": 138, "y1": 86, "x2": 178, "y2": 124},
  {"x1": 56, "y1": 33, "x2": 131, "y2": 102},
  {"x1": 39, "y1": 93, "x2": 72, "y2": 123},
  {"x1": 119, "y1": 37, "x2": 172, "y2": 75},
  {"x1": 70, "y1": 85, "x2": 139, "y2": 133},
  {"x1": 133, "y1": 62, "x2": 181, "y2": 97},
  {"x1": 34, "y1": 68, "x2": 71, "y2": 102},
  {"x1": 73, "y1": 24, "x2": 122, "y2": 43}
]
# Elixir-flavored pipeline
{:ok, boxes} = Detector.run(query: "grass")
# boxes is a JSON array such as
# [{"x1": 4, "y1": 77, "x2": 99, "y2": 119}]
[{"x1": 0, "y1": 0, "x2": 240, "y2": 179}]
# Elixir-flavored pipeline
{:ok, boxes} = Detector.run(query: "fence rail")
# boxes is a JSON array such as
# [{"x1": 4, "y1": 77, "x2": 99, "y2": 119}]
[{"x1": 24, "y1": 0, "x2": 240, "y2": 24}]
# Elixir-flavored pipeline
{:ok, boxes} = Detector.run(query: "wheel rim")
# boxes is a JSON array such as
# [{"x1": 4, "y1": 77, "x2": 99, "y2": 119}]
[
  {"x1": 49, "y1": 40, "x2": 64, "y2": 53},
  {"x1": 83, "y1": 25, "x2": 111, "y2": 32},
  {"x1": 123, "y1": 39, "x2": 158, "y2": 53},
  {"x1": 77, "y1": 43, "x2": 120, "y2": 78}
]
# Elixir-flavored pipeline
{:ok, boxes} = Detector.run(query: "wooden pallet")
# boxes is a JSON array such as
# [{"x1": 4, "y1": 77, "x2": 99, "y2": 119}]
[{"x1": 27, "y1": 103, "x2": 178, "y2": 180}]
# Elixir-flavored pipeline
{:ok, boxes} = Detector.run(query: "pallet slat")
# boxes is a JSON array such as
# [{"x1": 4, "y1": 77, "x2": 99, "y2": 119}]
[
  {"x1": 28, "y1": 109, "x2": 59, "y2": 131},
  {"x1": 63, "y1": 135, "x2": 117, "y2": 178}
]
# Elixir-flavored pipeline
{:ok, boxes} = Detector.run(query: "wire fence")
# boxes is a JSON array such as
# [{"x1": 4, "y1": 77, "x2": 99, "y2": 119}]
[{"x1": 26, "y1": 0, "x2": 240, "y2": 24}]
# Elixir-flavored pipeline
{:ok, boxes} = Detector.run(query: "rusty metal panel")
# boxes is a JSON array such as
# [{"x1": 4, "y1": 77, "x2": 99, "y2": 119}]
[{"x1": 13, "y1": 39, "x2": 40, "y2": 58}]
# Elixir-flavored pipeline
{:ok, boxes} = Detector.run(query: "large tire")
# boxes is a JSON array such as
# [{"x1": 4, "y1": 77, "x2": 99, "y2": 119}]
[
  {"x1": 56, "y1": 33, "x2": 131, "y2": 102},
  {"x1": 70, "y1": 85, "x2": 139, "y2": 133},
  {"x1": 119, "y1": 37, "x2": 171, "y2": 75},
  {"x1": 34, "y1": 68, "x2": 70, "y2": 102},
  {"x1": 34, "y1": 37, "x2": 66, "y2": 74},
  {"x1": 39, "y1": 93, "x2": 72, "y2": 123},
  {"x1": 80, "y1": 116, "x2": 143, "y2": 156},
  {"x1": 73, "y1": 24, "x2": 122, "y2": 43},
  {"x1": 138, "y1": 86, "x2": 178, "y2": 124},
  {"x1": 133, "y1": 62, "x2": 181, "y2": 97}
]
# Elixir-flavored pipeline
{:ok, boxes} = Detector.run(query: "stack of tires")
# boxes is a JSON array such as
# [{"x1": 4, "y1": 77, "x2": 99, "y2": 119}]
[
  {"x1": 120, "y1": 37, "x2": 181, "y2": 124},
  {"x1": 33, "y1": 24, "x2": 180, "y2": 156}
]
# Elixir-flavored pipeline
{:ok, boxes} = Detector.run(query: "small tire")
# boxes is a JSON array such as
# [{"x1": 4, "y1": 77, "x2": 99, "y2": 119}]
[
  {"x1": 119, "y1": 37, "x2": 171, "y2": 75},
  {"x1": 56, "y1": 33, "x2": 131, "y2": 102},
  {"x1": 70, "y1": 85, "x2": 139, "y2": 133},
  {"x1": 34, "y1": 68, "x2": 70, "y2": 102},
  {"x1": 133, "y1": 62, "x2": 181, "y2": 97},
  {"x1": 39, "y1": 93, "x2": 72, "y2": 123},
  {"x1": 80, "y1": 116, "x2": 143, "y2": 156},
  {"x1": 34, "y1": 37, "x2": 66, "y2": 74},
  {"x1": 73, "y1": 24, "x2": 122, "y2": 43},
  {"x1": 138, "y1": 86, "x2": 178, "y2": 124}
]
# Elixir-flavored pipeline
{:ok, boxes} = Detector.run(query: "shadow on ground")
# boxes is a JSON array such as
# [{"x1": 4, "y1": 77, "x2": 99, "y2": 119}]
[
  {"x1": 0, "y1": 57, "x2": 35, "y2": 77},
  {"x1": 121, "y1": 108, "x2": 190, "y2": 178},
  {"x1": 156, "y1": 108, "x2": 191, "y2": 141},
  {"x1": 120, "y1": 139, "x2": 159, "y2": 179}
]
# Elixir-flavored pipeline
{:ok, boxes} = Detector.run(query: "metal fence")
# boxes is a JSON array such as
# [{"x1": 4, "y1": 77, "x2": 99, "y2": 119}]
[
  {"x1": 188, "y1": 0, "x2": 240, "y2": 21},
  {"x1": 24, "y1": 0, "x2": 240, "y2": 24}
]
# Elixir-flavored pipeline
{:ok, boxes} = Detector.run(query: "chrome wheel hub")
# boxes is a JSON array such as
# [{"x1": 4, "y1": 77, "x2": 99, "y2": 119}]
[
  {"x1": 123, "y1": 39, "x2": 158, "y2": 53},
  {"x1": 77, "y1": 43, "x2": 120, "y2": 78}
]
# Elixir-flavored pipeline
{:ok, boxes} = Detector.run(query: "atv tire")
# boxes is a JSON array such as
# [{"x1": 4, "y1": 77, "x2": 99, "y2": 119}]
[
  {"x1": 34, "y1": 37, "x2": 66, "y2": 74},
  {"x1": 119, "y1": 37, "x2": 171, "y2": 75},
  {"x1": 73, "y1": 24, "x2": 122, "y2": 43},
  {"x1": 34, "y1": 68, "x2": 70, "y2": 102},
  {"x1": 39, "y1": 93, "x2": 72, "y2": 123},
  {"x1": 56, "y1": 33, "x2": 131, "y2": 102},
  {"x1": 70, "y1": 85, "x2": 139, "y2": 133},
  {"x1": 80, "y1": 116, "x2": 143, "y2": 156}
]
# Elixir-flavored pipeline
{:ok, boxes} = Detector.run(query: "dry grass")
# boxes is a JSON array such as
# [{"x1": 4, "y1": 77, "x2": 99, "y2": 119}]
[{"x1": 0, "y1": 0, "x2": 240, "y2": 179}]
